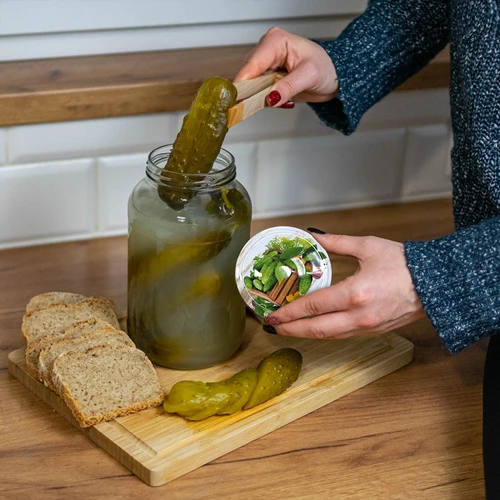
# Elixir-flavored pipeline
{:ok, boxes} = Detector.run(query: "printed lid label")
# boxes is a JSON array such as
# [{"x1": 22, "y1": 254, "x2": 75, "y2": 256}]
[{"x1": 235, "y1": 226, "x2": 332, "y2": 320}]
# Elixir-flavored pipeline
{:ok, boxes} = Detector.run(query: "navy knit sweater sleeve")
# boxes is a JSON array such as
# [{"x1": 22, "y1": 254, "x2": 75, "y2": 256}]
[
  {"x1": 309, "y1": 0, "x2": 450, "y2": 134},
  {"x1": 405, "y1": 219, "x2": 500, "y2": 354},
  {"x1": 308, "y1": 0, "x2": 500, "y2": 353}
]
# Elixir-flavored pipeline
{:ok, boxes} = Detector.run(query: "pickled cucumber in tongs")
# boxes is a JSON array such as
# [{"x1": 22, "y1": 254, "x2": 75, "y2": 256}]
[
  {"x1": 158, "y1": 77, "x2": 238, "y2": 209},
  {"x1": 159, "y1": 72, "x2": 286, "y2": 210}
]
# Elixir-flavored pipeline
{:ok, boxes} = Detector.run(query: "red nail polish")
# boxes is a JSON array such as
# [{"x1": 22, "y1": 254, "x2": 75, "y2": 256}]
[
  {"x1": 267, "y1": 90, "x2": 281, "y2": 107},
  {"x1": 280, "y1": 101, "x2": 295, "y2": 109}
]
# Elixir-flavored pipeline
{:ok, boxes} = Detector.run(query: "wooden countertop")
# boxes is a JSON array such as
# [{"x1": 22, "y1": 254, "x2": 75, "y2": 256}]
[
  {"x1": 0, "y1": 198, "x2": 485, "y2": 499},
  {"x1": 0, "y1": 46, "x2": 450, "y2": 126}
]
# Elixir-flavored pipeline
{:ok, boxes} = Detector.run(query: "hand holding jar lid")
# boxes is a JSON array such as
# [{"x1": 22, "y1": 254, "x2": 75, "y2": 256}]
[{"x1": 235, "y1": 226, "x2": 332, "y2": 322}]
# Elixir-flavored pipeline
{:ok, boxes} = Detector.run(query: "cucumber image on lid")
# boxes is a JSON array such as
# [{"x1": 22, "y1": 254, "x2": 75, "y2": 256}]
[{"x1": 235, "y1": 227, "x2": 332, "y2": 321}]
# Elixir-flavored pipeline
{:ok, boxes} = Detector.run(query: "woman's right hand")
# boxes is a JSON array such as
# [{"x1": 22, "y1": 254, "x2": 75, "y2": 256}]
[{"x1": 234, "y1": 27, "x2": 339, "y2": 107}]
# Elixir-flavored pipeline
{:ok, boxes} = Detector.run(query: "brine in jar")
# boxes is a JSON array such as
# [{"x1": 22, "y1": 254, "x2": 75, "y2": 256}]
[{"x1": 127, "y1": 145, "x2": 251, "y2": 369}]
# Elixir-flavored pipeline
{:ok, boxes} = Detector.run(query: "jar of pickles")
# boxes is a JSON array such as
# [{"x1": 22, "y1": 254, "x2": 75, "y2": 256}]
[{"x1": 127, "y1": 145, "x2": 252, "y2": 369}]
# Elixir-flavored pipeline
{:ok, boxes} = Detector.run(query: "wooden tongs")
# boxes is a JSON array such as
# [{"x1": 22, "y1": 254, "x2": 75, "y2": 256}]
[{"x1": 228, "y1": 71, "x2": 286, "y2": 128}]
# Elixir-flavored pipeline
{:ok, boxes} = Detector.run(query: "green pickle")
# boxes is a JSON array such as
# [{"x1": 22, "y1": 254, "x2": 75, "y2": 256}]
[
  {"x1": 164, "y1": 391, "x2": 231, "y2": 421},
  {"x1": 244, "y1": 348, "x2": 303, "y2": 410},
  {"x1": 217, "y1": 369, "x2": 259, "y2": 414},
  {"x1": 163, "y1": 348, "x2": 303, "y2": 420},
  {"x1": 135, "y1": 230, "x2": 232, "y2": 284},
  {"x1": 206, "y1": 188, "x2": 252, "y2": 230},
  {"x1": 158, "y1": 77, "x2": 238, "y2": 209},
  {"x1": 179, "y1": 272, "x2": 222, "y2": 301},
  {"x1": 299, "y1": 274, "x2": 313, "y2": 295}
]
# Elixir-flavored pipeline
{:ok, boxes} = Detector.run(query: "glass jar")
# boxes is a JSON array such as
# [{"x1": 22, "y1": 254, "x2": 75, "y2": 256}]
[{"x1": 127, "y1": 145, "x2": 252, "y2": 370}]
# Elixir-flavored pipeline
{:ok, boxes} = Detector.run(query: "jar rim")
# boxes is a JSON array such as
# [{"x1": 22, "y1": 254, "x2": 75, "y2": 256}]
[{"x1": 146, "y1": 144, "x2": 236, "y2": 190}]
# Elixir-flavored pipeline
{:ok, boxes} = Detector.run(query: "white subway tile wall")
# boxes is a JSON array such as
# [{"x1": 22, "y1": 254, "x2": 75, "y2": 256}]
[
  {"x1": 1, "y1": 0, "x2": 362, "y2": 62},
  {"x1": 0, "y1": 159, "x2": 95, "y2": 248},
  {"x1": 359, "y1": 88, "x2": 451, "y2": 129},
  {"x1": 0, "y1": 90, "x2": 452, "y2": 249},
  {"x1": 225, "y1": 105, "x2": 328, "y2": 144},
  {"x1": 3, "y1": 0, "x2": 367, "y2": 38},
  {"x1": 223, "y1": 142, "x2": 258, "y2": 203},
  {"x1": 255, "y1": 129, "x2": 406, "y2": 217},
  {"x1": 7, "y1": 113, "x2": 183, "y2": 164},
  {"x1": 97, "y1": 153, "x2": 150, "y2": 232}
]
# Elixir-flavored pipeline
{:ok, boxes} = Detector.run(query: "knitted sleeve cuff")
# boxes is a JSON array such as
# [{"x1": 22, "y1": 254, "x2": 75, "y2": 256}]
[
  {"x1": 307, "y1": 39, "x2": 364, "y2": 135},
  {"x1": 404, "y1": 217, "x2": 500, "y2": 354},
  {"x1": 307, "y1": 0, "x2": 450, "y2": 135}
]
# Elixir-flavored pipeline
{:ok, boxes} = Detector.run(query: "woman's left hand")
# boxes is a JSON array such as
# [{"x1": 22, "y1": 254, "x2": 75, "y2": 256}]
[{"x1": 264, "y1": 232, "x2": 426, "y2": 339}]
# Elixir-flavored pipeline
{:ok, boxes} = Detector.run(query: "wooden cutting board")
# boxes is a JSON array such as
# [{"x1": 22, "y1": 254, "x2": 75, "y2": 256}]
[{"x1": 8, "y1": 318, "x2": 413, "y2": 487}]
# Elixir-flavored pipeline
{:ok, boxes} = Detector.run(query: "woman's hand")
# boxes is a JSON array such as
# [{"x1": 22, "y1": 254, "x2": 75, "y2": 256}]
[
  {"x1": 264, "y1": 232, "x2": 426, "y2": 339},
  {"x1": 234, "y1": 27, "x2": 338, "y2": 107}
]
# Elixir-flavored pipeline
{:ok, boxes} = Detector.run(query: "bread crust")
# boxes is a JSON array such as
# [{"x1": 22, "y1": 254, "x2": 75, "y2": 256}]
[
  {"x1": 22, "y1": 298, "x2": 119, "y2": 345},
  {"x1": 25, "y1": 333, "x2": 64, "y2": 380},
  {"x1": 39, "y1": 328, "x2": 134, "y2": 392},
  {"x1": 53, "y1": 345, "x2": 164, "y2": 428},
  {"x1": 25, "y1": 292, "x2": 88, "y2": 313},
  {"x1": 58, "y1": 384, "x2": 164, "y2": 428},
  {"x1": 24, "y1": 317, "x2": 123, "y2": 380},
  {"x1": 22, "y1": 294, "x2": 162, "y2": 427}
]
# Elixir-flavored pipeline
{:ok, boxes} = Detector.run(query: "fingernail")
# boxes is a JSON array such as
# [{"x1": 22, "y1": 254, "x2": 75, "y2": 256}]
[
  {"x1": 265, "y1": 316, "x2": 281, "y2": 325},
  {"x1": 279, "y1": 100, "x2": 295, "y2": 109},
  {"x1": 267, "y1": 90, "x2": 281, "y2": 107},
  {"x1": 307, "y1": 227, "x2": 326, "y2": 234},
  {"x1": 263, "y1": 325, "x2": 277, "y2": 335}
]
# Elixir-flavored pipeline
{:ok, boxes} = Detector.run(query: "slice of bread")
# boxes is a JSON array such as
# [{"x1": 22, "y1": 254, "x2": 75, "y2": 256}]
[
  {"x1": 53, "y1": 345, "x2": 164, "y2": 427},
  {"x1": 25, "y1": 333, "x2": 65, "y2": 380},
  {"x1": 25, "y1": 317, "x2": 118, "y2": 380},
  {"x1": 26, "y1": 292, "x2": 88, "y2": 313},
  {"x1": 64, "y1": 317, "x2": 117, "y2": 337},
  {"x1": 39, "y1": 328, "x2": 135, "y2": 392},
  {"x1": 22, "y1": 298, "x2": 120, "y2": 345}
]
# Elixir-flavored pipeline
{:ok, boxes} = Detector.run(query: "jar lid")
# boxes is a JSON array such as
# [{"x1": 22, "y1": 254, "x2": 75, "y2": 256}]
[{"x1": 235, "y1": 226, "x2": 332, "y2": 321}]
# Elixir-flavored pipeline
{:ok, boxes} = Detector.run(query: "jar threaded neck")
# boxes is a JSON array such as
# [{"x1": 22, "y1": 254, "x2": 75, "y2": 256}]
[{"x1": 146, "y1": 144, "x2": 236, "y2": 191}]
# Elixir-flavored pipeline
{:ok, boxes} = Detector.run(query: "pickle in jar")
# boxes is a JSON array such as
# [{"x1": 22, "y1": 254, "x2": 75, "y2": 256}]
[
  {"x1": 205, "y1": 188, "x2": 252, "y2": 231},
  {"x1": 176, "y1": 272, "x2": 222, "y2": 303},
  {"x1": 136, "y1": 229, "x2": 232, "y2": 284}
]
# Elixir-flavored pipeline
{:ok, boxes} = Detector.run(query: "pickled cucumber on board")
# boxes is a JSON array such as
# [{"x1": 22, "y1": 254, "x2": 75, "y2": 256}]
[
  {"x1": 217, "y1": 369, "x2": 259, "y2": 415},
  {"x1": 164, "y1": 390, "x2": 231, "y2": 421},
  {"x1": 244, "y1": 348, "x2": 303, "y2": 410},
  {"x1": 168, "y1": 380, "x2": 208, "y2": 405},
  {"x1": 164, "y1": 380, "x2": 230, "y2": 420},
  {"x1": 163, "y1": 348, "x2": 302, "y2": 421},
  {"x1": 164, "y1": 369, "x2": 259, "y2": 420},
  {"x1": 135, "y1": 229, "x2": 232, "y2": 284},
  {"x1": 159, "y1": 77, "x2": 238, "y2": 209}
]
